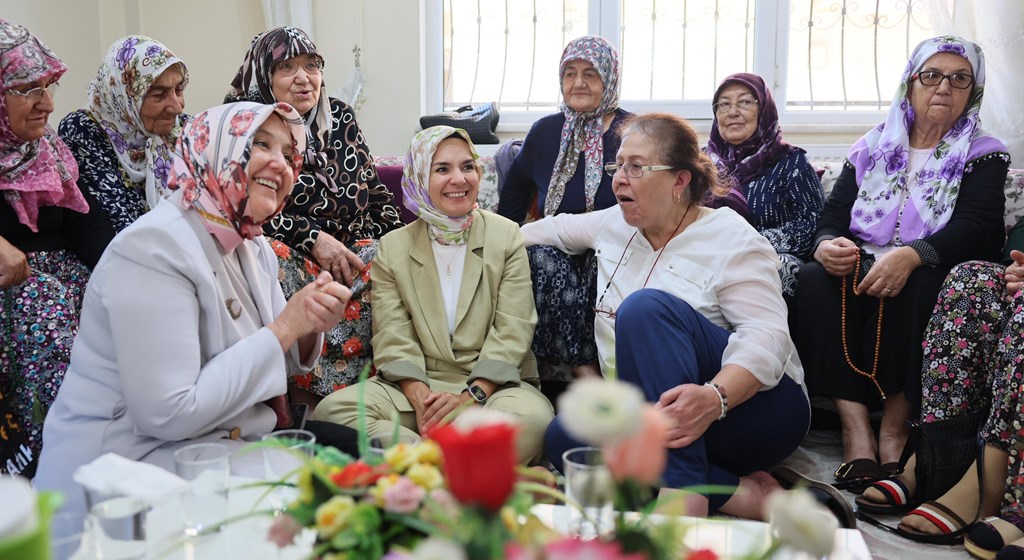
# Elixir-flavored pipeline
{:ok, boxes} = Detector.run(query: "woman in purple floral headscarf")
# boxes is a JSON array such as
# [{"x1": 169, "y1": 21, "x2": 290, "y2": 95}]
[{"x1": 794, "y1": 36, "x2": 1009, "y2": 503}]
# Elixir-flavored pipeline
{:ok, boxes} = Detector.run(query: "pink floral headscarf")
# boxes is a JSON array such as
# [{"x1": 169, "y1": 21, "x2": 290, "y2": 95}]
[
  {"x1": 167, "y1": 102, "x2": 305, "y2": 252},
  {"x1": 0, "y1": 18, "x2": 87, "y2": 232},
  {"x1": 401, "y1": 125, "x2": 480, "y2": 245}
]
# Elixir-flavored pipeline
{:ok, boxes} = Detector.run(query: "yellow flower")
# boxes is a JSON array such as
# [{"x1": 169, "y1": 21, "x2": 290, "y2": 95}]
[
  {"x1": 297, "y1": 467, "x2": 315, "y2": 504},
  {"x1": 412, "y1": 440, "x2": 442, "y2": 465},
  {"x1": 371, "y1": 474, "x2": 401, "y2": 506},
  {"x1": 384, "y1": 443, "x2": 417, "y2": 472},
  {"x1": 315, "y1": 495, "x2": 356, "y2": 538},
  {"x1": 405, "y1": 463, "x2": 444, "y2": 490}
]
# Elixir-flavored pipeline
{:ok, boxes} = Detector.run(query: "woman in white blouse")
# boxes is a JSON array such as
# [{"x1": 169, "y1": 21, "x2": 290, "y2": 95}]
[{"x1": 523, "y1": 113, "x2": 810, "y2": 519}]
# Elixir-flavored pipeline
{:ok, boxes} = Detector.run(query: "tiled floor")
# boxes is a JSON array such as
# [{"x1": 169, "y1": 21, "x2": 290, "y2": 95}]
[{"x1": 780, "y1": 428, "x2": 968, "y2": 559}]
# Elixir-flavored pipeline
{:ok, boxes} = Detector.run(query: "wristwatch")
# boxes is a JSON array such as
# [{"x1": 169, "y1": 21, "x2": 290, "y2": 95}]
[{"x1": 463, "y1": 384, "x2": 488, "y2": 404}]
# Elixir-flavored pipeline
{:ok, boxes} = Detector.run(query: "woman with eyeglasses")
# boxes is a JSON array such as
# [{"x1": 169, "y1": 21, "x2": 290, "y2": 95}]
[
  {"x1": 524, "y1": 113, "x2": 811, "y2": 520},
  {"x1": 225, "y1": 27, "x2": 403, "y2": 404},
  {"x1": 707, "y1": 73, "x2": 824, "y2": 299},
  {"x1": 57, "y1": 36, "x2": 188, "y2": 232},
  {"x1": 794, "y1": 37, "x2": 1009, "y2": 505},
  {"x1": 0, "y1": 19, "x2": 115, "y2": 478},
  {"x1": 497, "y1": 36, "x2": 632, "y2": 386}
]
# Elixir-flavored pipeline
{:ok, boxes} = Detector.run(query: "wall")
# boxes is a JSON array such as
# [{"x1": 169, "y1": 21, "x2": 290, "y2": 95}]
[{"x1": 6, "y1": 0, "x2": 861, "y2": 158}]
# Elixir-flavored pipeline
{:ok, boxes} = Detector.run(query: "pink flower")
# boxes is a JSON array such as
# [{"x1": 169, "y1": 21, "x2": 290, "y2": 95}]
[
  {"x1": 603, "y1": 405, "x2": 668, "y2": 485},
  {"x1": 382, "y1": 476, "x2": 426, "y2": 514},
  {"x1": 519, "y1": 537, "x2": 647, "y2": 560},
  {"x1": 266, "y1": 514, "x2": 302, "y2": 547}
]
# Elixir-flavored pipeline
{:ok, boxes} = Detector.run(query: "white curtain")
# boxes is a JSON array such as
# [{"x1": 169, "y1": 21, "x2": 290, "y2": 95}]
[
  {"x1": 261, "y1": 0, "x2": 314, "y2": 39},
  {"x1": 927, "y1": 0, "x2": 1024, "y2": 164}
]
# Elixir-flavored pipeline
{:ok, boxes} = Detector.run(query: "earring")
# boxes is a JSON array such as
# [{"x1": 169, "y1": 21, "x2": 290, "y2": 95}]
[{"x1": 672, "y1": 194, "x2": 681, "y2": 204}]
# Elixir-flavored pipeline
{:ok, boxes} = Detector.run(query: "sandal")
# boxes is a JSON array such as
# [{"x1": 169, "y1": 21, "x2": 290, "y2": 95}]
[
  {"x1": 896, "y1": 500, "x2": 974, "y2": 544},
  {"x1": 855, "y1": 476, "x2": 920, "y2": 514},
  {"x1": 772, "y1": 466, "x2": 856, "y2": 529},
  {"x1": 966, "y1": 514, "x2": 1024, "y2": 560},
  {"x1": 996, "y1": 536, "x2": 1024, "y2": 560},
  {"x1": 833, "y1": 458, "x2": 884, "y2": 493}
]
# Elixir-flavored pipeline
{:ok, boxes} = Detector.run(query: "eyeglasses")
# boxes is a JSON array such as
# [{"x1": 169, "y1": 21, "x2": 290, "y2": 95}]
[
  {"x1": 912, "y1": 71, "x2": 974, "y2": 89},
  {"x1": 604, "y1": 162, "x2": 675, "y2": 178},
  {"x1": 713, "y1": 98, "x2": 758, "y2": 115},
  {"x1": 6, "y1": 82, "x2": 59, "y2": 101},
  {"x1": 273, "y1": 58, "x2": 324, "y2": 77}
]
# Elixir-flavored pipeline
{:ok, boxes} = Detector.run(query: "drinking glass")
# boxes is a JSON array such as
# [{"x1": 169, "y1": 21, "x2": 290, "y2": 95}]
[
  {"x1": 262, "y1": 429, "x2": 316, "y2": 513},
  {"x1": 49, "y1": 512, "x2": 87, "y2": 560},
  {"x1": 173, "y1": 442, "x2": 231, "y2": 537},
  {"x1": 84, "y1": 490, "x2": 147, "y2": 560},
  {"x1": 562, "y1": 446, "x2": 614, "y2": 539}
]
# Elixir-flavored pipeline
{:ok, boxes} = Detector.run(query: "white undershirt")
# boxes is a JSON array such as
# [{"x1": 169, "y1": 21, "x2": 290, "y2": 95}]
[
  {"x1": 863, "y1": 146, "x2": 932, "y2": 256},
  {"x1": 431, "y1": 240, "x2": 467, "y2": 335}
]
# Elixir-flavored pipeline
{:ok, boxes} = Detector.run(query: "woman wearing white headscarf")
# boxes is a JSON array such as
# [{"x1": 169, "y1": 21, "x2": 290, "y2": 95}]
[
  {"x1": 58, "y1": 35, "x2": 188, "y2": 231},
  {"x1": 314, "y1": 126, "x2": 553, "y2": 464}
]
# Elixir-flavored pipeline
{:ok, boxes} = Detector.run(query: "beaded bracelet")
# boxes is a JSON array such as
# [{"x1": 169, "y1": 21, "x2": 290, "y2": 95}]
[{"x1": 704, "y1": 381, "x2": 728, "y2": 421}]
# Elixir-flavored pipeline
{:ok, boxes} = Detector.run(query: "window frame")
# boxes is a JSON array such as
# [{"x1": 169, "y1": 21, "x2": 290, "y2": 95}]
[{"x1": 424, "y1": 0, "x2": 890, "y2": 132}]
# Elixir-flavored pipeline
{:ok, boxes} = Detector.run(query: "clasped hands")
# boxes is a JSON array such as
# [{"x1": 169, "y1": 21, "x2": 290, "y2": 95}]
[
  {"x1": 813, "y1": 237, "x2": 922, "y2": 298},
  {"x1": 269, "y1": 271, "x2": 351, "y2": 351},
  {"x1": 312, "y1": 233, "x2": 365, "y2": 287}
]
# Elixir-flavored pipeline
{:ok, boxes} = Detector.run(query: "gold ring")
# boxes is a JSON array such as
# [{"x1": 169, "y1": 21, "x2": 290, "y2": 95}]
[{"x1": 885, "y1": 287, "x2": 893, "y2": 293}]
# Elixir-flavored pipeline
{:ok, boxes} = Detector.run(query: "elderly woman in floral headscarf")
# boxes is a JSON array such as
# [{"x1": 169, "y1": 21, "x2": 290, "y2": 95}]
[
  {"x1": 496, "y1": 35, "x2": 631, "y2": 384},
  {"x1": 706, "y1": 73, "x2": 823, "y2": 298},
  {"x1": 795, "y1": 36, "x2": 1009, "y2": 496},
  {"x1": 225, "y1": 26, "x2": 402, "y2": 401},
  {"x1": 314, "y1": 126, "x2": 554, "y2": 464},
  {"x1": 36, "y1": 101, "x2": 355, "y2": 516},
  {"x1": 0, "y1": 18, "x2": 114, "y2": 478},
  {"x1": 58, "y1": 35, "x2": 188, "y2": 232}
]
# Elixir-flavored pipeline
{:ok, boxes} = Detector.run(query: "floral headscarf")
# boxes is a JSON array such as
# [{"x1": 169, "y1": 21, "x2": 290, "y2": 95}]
[
  {"x1": 86, "y1": 36, "x2": 188, "y2": 210},
  {"x1": 168, "y1": 102, "x2": 305, "y2": 253},
  {"x1": 848, "y1": 36, "x2": 1007, "y2": 246},
  {"x1": 706, "y1": 72, "x2": 792, "y2": 188},
  {"x1": 546, "y1": 35, "x2": 620, "y2": 217},
  {"x1": 401, "y1": 126, "x2": 480, "y2": 245},
  {"x1": 224, "y1": 27, "x2": 332, "y2": 176},
  {"x1": 0, "y1": 18, "x2": 87, "y2": 232}
]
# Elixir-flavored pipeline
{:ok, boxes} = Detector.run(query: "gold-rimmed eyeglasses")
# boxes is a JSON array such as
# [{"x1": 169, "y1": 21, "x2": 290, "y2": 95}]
[
  {"x1": 604, "y1": 162, "x2": 675, "y2": 178},
  {"x1": 712, "y1": 98, "x2": 758, "y2": 115},
  {"x1": 6, "y1": 82, "x2": 59, "y2": 101}
]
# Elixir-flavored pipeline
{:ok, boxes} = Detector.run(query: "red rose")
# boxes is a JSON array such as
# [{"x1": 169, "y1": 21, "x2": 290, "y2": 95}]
[
  {"x1": 687, "y1": 549, "x2": 719, "y2": 560},
  {"x1": 330, "y1": 461, "x2": 381, "y2": 488},
  {"x1": 431, "y1": 420, "x2": 518, "y2": 512}
]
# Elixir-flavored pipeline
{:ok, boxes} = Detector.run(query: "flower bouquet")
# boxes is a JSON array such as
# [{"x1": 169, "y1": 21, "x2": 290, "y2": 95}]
[{"x1": 262, "y1": 377, "x2": 841, "y2": 560}]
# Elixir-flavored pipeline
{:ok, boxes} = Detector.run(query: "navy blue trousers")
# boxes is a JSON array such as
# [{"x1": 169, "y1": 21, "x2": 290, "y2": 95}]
[{"x1": 544, "y1": 289, "x2": 810, "y2": 513}]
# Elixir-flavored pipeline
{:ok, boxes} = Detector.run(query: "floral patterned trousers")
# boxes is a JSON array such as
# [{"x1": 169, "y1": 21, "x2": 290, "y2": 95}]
[{"x1": 920, "y1": 260, "x2": 1024, "y2": 516}]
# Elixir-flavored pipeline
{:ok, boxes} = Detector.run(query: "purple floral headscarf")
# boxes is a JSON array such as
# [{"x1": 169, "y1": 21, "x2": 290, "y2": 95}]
[
  {"x1": 546, "y1": 35, "x2": 620, "y2": 217},
  {"x1": 706, "y1": 73, "x2": 792, "y2": 188},
  {"x1": 848, "y1": 36, "x2": 1006, "y2": 246}
]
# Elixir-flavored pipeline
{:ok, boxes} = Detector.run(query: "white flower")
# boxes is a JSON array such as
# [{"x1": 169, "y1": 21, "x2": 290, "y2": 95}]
[
  {"x1": 766, "y1": 488, "x2": 838, "y2": 558},
  {"x1": 557, "y1": 378, "x2": 644, "y2": 445},
  {"x1": 408, "y1": 537, "x2": 468, "y2": 560},
  {"x1": 450, "y1": 407, "x2": 516, "y2": 433}
]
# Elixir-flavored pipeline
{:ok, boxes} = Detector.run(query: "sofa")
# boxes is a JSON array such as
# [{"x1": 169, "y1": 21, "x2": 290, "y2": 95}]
[{"x1": 375, "y1": 156, "x2": 1024, "y2": 236}]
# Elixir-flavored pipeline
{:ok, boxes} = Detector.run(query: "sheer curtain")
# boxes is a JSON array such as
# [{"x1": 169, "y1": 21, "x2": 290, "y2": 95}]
[
  {"x1": 927, "y1": 0, "x2": 1024, "y2": 164},
  {"x1": 261, "y1": 0, "x2": 314, "y2": 39}
]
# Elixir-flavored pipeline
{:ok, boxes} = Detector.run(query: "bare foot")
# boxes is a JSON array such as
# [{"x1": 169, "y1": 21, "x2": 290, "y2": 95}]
[{"x1": 717, "y1": 471, "x2": 782, "y2": 521}]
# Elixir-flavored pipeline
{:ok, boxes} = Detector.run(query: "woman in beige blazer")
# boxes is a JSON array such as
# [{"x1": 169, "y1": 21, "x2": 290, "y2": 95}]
[{"x1": 313, "y1": 126, "x2": 553, "y2": 463}]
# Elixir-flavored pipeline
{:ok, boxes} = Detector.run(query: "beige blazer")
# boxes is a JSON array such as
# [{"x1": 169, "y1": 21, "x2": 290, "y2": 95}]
[{"x1": 370, "y1": 209, "x2": 539, "y2": 408}]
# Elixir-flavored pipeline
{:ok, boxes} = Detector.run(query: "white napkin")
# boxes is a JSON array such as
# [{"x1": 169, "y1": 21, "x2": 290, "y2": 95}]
[{"x1": 72, "y1": 453, "x2": 189, "y2": 506}]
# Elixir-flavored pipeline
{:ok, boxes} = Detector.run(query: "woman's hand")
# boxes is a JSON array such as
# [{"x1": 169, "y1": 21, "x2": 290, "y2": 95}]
[
  {"x1": 312, "y1": 233, "x2": 365, "y2": 286},
  {"x1": 270, "y1": 271, "x2": 351, "y2": 351},
  {"x1": 856, "y1": 246, "x2": 922, "y2": 298},
  {"x1": 1005, "y1": 250, "x2": 1024, "y2": 296},
  {"x1": 419, "y1": 391, "x2": 473, "y2": 434},
  {"x1": 813, "y1": 237, "x2": 859, "y2": 276},
  {"x1": 654, "y1": 383, "x2": 721, "y2": 448},
  {"x1": 0, "y1": 236, "x2": 30, "y2": 289}
]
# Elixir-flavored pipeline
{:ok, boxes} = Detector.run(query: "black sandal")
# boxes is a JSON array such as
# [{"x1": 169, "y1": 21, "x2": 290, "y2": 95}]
[
  {"x1": 855, "y1": 476, "x2": 920, "y2": 514},
  {"x1": 833, "y1": 458, "x2": 884, "y2": 493},
  {"x1": 773, "y1": 466, "x2": 857, "y2": 529}
]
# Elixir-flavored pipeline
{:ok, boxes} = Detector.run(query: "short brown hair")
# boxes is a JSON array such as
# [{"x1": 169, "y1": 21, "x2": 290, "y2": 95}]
[{"x1": 619, "y1": 113, "x2": 728, "y2": 205}]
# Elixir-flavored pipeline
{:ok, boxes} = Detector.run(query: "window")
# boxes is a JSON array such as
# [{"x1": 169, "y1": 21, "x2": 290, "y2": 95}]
[{"x1": 427, "y1": 1, "x2": 940, "y2": 126}]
